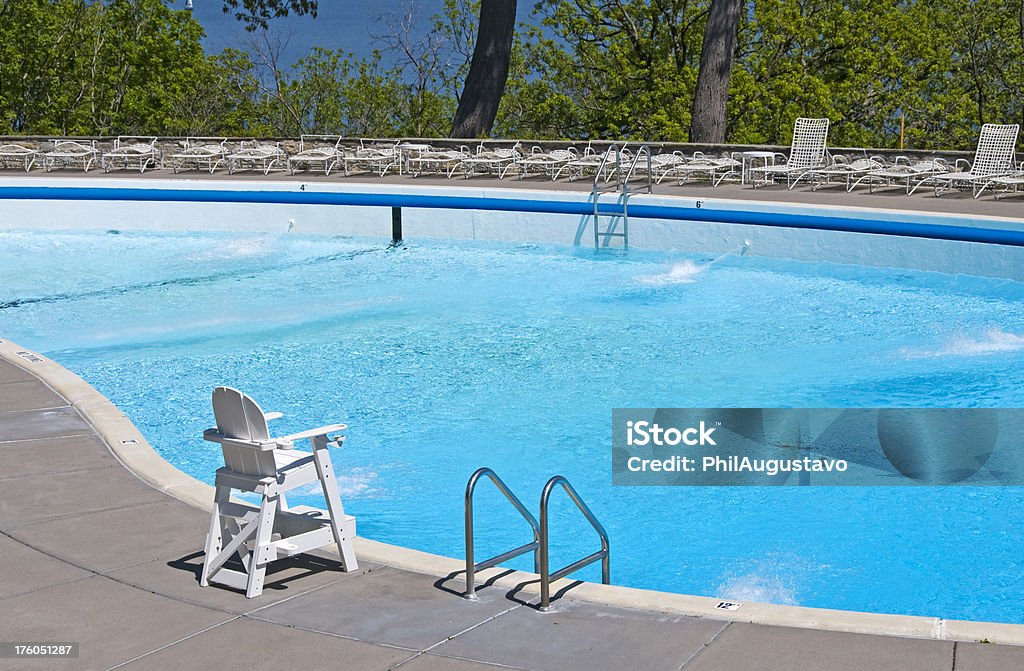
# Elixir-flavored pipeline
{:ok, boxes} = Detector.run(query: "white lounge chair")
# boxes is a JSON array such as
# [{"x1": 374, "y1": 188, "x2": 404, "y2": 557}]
[
  {"x1": 0, "y1": 143, "x2": 39, "y2": 171},
  {"x1": 43, "y1": 139, "x2": 99, "y2": 172},
  {"x1": 990, "y1": 166, "x2": 1024, "y2": 200},
  {"x1": 849, "y1": 157, "x2": 953, "y2": 194},
  {"x1": 642, "y1": 152, "x2": 690, "y2": 185},
  {"x1": 750, "y1": 117, "x2": 831, "y2": 189},
  {"x1": 809, "y1": 155, "x2": 887, "y2": 192},
  {"x1": 201, "y1": 387, "x2": 358, "y2": 598},
  {"x1": 169, "y1": 138, "x2": 229, "y2": 174},
  {"x1": 458, "y1": 143, "x2": 522, "y2": 179},
  {"x1": 512, "y1": 146, "x2": 578, "y2": 180},
  {"x1": 406, "y1": 146, "x2": 470, "y2": 178},
  {"x1": 342, "y1": 142, "x2": 399, "y2": 177},
  {"x1": 102, "y1": 136, "x2": 161, "y2": 173},
  {"x1": 926, "y1": 123, "x2": 1020, "y2": 198},
  {"x1": 288, "y1": 135, "x2": 344, "y2": 176},
  {"x1": 228, "y1": 141, "x2": 285, "y2": 175},
  {"x1": 669, "y1": 151, "x2": 742, "y2": 186}
]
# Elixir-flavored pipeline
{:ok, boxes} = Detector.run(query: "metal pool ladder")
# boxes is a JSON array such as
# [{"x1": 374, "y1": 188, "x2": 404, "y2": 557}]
[
  {"x1": 591, "y1": 143, "x2": 652, "y2": 251},
  {"x1": 463, "y1": 468, "x2": 610, "y2": 610},
  {"x1": 464, "y1": 468, "x2": 540, "y2": 600}
]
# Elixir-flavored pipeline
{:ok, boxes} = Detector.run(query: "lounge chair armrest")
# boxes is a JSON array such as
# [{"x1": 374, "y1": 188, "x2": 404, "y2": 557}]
[
  {"x1": 955, "y1": 158, "x2": 972, "y2": 171},
  {"x1": 773, "y1": 152, "x2": 788, "y2": 163},
  {"x1": 273, "y1": 423, "x2": 349, "y2": 444},
  {"x1": 264, "y1": 411, "x2": 284, "y2": 421}
]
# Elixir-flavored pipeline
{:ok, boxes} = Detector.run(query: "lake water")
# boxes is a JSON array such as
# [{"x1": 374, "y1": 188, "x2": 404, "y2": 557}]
[{"x1": 185, "y1": 0, "x2": 534, "y2": 69}]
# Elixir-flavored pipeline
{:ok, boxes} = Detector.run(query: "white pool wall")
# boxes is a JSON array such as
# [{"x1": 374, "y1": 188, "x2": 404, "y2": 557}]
[{"x1": 3, "y1": 177, "x2": 1024, "y2": 281}]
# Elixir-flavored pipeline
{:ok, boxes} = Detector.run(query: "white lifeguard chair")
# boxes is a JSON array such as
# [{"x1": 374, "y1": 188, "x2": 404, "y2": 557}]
[{"x1": 200, "y1": 386, "x2": 358, "y2": 598}]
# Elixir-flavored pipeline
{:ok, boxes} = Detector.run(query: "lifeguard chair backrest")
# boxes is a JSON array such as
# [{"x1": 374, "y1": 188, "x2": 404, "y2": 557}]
[{"x1": 212, "y1": 386, "x2": 276, "y2": 476}]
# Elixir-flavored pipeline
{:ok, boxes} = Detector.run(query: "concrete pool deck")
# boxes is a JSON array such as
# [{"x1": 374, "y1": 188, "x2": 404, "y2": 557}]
[
  {"x1": 1, "y1": 163, "x2": 1024, "y2": 219},
  {"x1": 3, "y1": 168, "x2": 1024, "y2": 670},
  {"x1": 3, "y1": 343, "x2": 1024, "y2": 671}
]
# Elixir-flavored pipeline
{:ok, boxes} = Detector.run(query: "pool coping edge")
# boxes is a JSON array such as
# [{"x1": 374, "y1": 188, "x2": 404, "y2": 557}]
[{"x1": 3, "y1": 337, "x2": 1022, "y2": 646}]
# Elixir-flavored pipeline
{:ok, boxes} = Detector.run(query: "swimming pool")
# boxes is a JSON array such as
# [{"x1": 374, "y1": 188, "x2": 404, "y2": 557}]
[{"x1": 4, "y1": 223, "x2": 1024, "y2": 623}]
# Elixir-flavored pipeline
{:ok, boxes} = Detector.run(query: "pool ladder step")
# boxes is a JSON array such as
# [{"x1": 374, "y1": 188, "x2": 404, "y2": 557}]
[{"x1": 463, "y1": 468, "x2": 609, "y2": 610}]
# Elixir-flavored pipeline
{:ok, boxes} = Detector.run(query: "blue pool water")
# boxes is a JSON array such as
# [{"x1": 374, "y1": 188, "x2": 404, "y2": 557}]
[{"x1": 3, "y1": 228, "x2": 1024, "y2": 622}]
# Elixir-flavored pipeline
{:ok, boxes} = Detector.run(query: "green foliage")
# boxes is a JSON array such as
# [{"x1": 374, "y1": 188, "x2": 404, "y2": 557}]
[
  {"x1": 0, "y1": 0, "x2": 211, "y2": 134},
  {"x1": 3, "y1": 0, "x2": 1023, "y2": 150}
]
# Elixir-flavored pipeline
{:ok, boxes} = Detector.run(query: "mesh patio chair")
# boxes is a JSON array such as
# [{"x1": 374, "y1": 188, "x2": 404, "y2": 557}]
[
  {"x1": 102, "y1": 136, "x2": 161, "y2": 173},
  {"x1": 457, "y1": 142, "x2": 522, "y2": 179},
  {"x1": 750, "y1": 118, "x2": 831, "y2": 189},
  {"x1": 849, "y1": 157, "x2": 953, "y2": 194},
  {"x1": 0, "y1": 143, "x2": 39, "y2": 171},
  {"x1": 169, "y1": 138, "x2": 229, "y2": 174},
  {"x1": 808, "y1": 154, "x2": 887, "y2": 192},
  {"x1": 926, "y1": 124, "x2": 1019, "y2": 198},
  {"x1": 43, "y1": 139, "x2": 99, "y2": 172},
  {"x1": 288, "y1": 135, "x2": 344, "y2": 176},
  {"x1": 227, "y1": 141, "x2": 286, "y2": 175},
  {"x1": 511, "y1": 146, "x2": 578, "y2": 180}
]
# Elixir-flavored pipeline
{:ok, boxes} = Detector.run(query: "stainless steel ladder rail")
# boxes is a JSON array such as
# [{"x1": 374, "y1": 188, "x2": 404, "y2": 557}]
[
  {"x1": 591, "y1": 143, "x2": 653, "y2": 250},
  {"x1": 591, "y1": 145, "x2": 627, "y2": 250},
  {"x1": 539, "y1": 475, "x2": 610, "y2": 610},
  {"x1": 622, "y1": 143, "x2": 653, "y2": 196},
  {"x1": 464, "y1": 467, "x2": 541, "y2": 600}
]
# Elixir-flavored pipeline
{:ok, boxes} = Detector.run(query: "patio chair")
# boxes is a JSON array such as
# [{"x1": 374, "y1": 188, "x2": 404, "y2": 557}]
[
  {"x1": 0, "y1": 143, "x2": 39, "y2": 171},
  {"x1": 288, "y1": 135, "x2": 344, "y2": 176},
  {"x1": 102, "y1": 136, "x2": 161, "y2": 173},
  {"x1": 406, "y1": 146, "x2": 470, "y2": 178},
  {"x1": 201, "y1": 386, "x2": 358, "y2": 598},
  {"x1": 849, "y1": 156, "x2": 953, "y2": 194},
  {"x1": 554, "y1": 142, "x2": 627, "y2": 182},
  {"x1": 670, "y1": 151, "x2": 742, "y2": 186},
  {"x1": 750, "y1": 117, "x2": 831, "y2": 189},
  {"x1": 227, "y1": 141, "x2": 286, "y2": 175},
  {"x1": 342, "y1": 141, "x2": 400, "y2": 177},
  {"x1": 457, "y1": 142, "x2": 522, "y2": 179},
  {"x1": 43, "y1": 139, "x2": 99, "y2": 172},
  {"x1": 512, "y1": 146, "x2": 578, "y2": 180},
  {"x1": 169, "y1": 137, "x2": 229, "y2": 174},
  {"x1": 990, "y1": 166, "x2": 1024, "y2": 200},
  {"x1": 643, "y1": 152, "x2": 690, "y2": 185},
  {"x1": 926, "y1": 123, "x2": 1019, "y2": 198},
  {"x1": 808, "y1": 154, "x2": 887, "y2": 192}
]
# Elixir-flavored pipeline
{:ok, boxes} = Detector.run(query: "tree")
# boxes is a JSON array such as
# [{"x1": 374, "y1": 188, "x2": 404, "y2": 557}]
[
  {"x1": 220, "y1": 0, "x2": 316, "y2": 30},
  {"x1": 450, "y1": 0, "x2": 516, "y2": 137},
  {"x1": 690, "y1": 0, "x2": 742, "y2": 143}
]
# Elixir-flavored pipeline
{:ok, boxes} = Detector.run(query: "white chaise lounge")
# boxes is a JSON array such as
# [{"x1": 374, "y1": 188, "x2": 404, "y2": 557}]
[
  {"x1": 750, "y1": 117, "x2": 831, "y2": 189},
  {"x1": 169, "y1": 137, "x2": 229, "y2": 174},
  {"x1": 926, "y1": 123, "x2": 1019, "y2": 198},
  {"x1": 102, "y1": 136, "x2": 161, "y2": 173},
  {"x1": 43, "y1": 139, "x2": 99, "y2": 172}
]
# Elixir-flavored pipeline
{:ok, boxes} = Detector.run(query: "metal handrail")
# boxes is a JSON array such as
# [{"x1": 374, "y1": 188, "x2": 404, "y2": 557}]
[
  {"x1": 539, "y1": 475, "x2": 610, "y2": 610},
  {"x1": 592, "y1": 145, "x2": 623, "y2": 250},
  {"x1": 464, "y1": 467, "x2": 540, "y2": 600},
  {"x1": 622, "y1": 143, "x2": 653, "y2": 195},
  {"x1": 592, "y1": 143, "x2": 622, "y2": 195}
]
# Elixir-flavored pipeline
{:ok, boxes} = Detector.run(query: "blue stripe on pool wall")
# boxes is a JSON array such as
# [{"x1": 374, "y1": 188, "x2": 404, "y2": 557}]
[{"x1": 3, "y1": 185, "x2": 1024, "y2": 248}]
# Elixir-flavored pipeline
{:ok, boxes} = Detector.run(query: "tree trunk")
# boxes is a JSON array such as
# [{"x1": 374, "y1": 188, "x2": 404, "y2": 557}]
[
  {"x1": 690, "y1": 0, "x2": 743, "y2": 143},
  {"x1": 451, "y1": 0, "x2": 516, "y2": 138}
]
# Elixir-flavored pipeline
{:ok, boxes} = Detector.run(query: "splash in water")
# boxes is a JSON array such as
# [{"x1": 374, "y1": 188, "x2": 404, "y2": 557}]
[
  {"x1": 902, "y1": 328, "x2": 1024, "y2": 358},
  {"x1": 635, "y1": 242, "x2": 750, "y2": 286},
  {"x1": 635, "y1": 260, "x2": 706, "y2": 285},
  {"x1": 716, "y1": 568, "x2": 800, "y2": 606}
]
